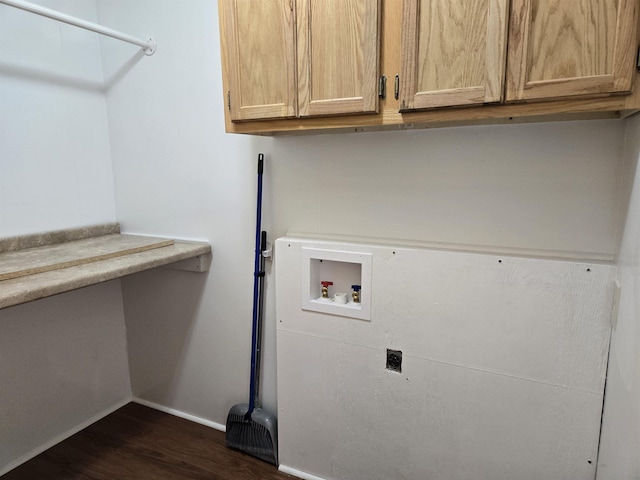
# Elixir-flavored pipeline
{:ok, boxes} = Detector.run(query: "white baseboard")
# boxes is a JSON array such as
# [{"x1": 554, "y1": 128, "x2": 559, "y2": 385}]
[
  {"x1": 279, "y1": 464, "x2": 329, "y2": 480},
  {"x1": 0, "y1": 397, "x2": 131, "y2": 477},
  {"x1": 132, "y1": 397, "x2": 226, "y2": 432}
]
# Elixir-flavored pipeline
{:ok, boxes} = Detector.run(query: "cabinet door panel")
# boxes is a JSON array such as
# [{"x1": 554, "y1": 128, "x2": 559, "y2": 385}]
[
  {"x1": 297, "y1": 0, "x2": 380, "y2": 117},
  {"x1": 400, "y1": 0, "x2": 509, "y2": 111},
  {"x1": 222, "y1": 0, "x2": 297, "y2": 121},
  {"x1": 506, "y1": 0, "x2": 638, "y2": 101}
]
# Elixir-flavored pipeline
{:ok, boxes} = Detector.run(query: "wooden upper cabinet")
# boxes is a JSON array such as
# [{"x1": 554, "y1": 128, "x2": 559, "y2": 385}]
[
  {"x1": 221, "y1": 0, "x2": 380, "y2": 121},
  {"x1": 221, "y1": 0, "x2": 297, "y2": 121},
  {"x1": 506, "y1": 0, "x2": 639, "y2": 102},
  {"x1": 297, "y1": 0, "x2": 381, "y2": 116},
  {"x1": 219, "y1": 1, "x2": 640, "y2": 134},
  {"x1": 400, "y1": 0, "x2": 510, "y2": 111}
]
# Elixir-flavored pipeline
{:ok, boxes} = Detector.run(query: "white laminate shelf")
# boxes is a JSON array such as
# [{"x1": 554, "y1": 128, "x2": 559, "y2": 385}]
[{"x1": 0, "y1": 223, "x2": 212, "y2": 309}]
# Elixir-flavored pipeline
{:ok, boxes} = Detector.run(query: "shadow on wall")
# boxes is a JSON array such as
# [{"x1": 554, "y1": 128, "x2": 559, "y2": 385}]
[
  {"x1": 120, "y1": 267, "x2": 208, "y2": 405},
  {"x1": 103, "y1": 50, "x2": 145, "y2": 92},
  {"x1": 0, "y1": 61, "x2": 104, "y2": 92},
  {"x1": 0, "y1": 47, "x2": 145, "y2": 93}
]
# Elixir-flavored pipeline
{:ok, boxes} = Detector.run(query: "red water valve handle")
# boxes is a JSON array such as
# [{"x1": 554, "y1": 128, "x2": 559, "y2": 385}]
[{"x1": 321, "y1": 281, "x2": 333, "y2": 287}]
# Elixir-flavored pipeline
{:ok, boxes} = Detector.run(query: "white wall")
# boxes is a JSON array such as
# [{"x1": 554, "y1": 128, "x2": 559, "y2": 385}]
[
  {"x1": 0, "y1": 282, "x2": 131, "y2": 475},
  {"x1": 98, "y1": 0, "x2": 629, "y2": 433},
  {"x1": 0, "y1": 1, "x2": 129, "y2": 473},
  {"x1": 268, "y1": 121, "x2": 625, "y2": 260},
  {"x1": 0, "y1": 0, "x2": 115, "y2": 236},
  {"x1": 597, "y1": 113, "x2": 640, "y2": 480},
  {"x1": 98, "y1": 0, "x2": 263, "y2": 421},
  {"x1": 276, "y1": 238, "x2": 615, "y2": 480}
]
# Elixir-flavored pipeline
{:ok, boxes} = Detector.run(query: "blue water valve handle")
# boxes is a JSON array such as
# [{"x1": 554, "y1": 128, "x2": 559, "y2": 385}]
[{"x1": 351, "y1": 284, "x2": 361, "y2": 303}]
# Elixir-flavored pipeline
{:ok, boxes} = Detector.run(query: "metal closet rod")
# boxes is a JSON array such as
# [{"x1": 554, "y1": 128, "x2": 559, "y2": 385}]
[{"x1": 0, "y1": 0, "x2": 156, "y2": 55}]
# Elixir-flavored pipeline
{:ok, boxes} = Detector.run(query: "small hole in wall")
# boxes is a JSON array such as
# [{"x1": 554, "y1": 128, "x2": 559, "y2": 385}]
[
  {"x1": 588, "y1": 460, "x2": 592, "y2": 464},
  {"x1": 586, "y1": 268, "x2": 591, "y2": 272},
  {"x1": 498, "y1": 259, "x2": 502, "y2": 263},
  {"x1": 386, "y1": 349, "x2": 402, "y2": 373},
  {"x1": 392, "y1": 251, "x2": 396, "y2": 255}
]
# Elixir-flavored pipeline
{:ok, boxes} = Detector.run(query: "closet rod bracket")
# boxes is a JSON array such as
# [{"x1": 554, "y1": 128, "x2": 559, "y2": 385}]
[{"x1": 143, "y1": 38, "x2": 157, "y2": 56}]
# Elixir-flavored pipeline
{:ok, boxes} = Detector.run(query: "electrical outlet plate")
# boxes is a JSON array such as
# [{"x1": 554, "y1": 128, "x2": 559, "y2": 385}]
[{"x1": 301, "y1": 247, "x2": 372, "y2": 321}]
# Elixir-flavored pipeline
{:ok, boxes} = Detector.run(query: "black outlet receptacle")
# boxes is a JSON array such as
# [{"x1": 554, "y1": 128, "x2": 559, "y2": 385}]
[{"x1": 386, "y1": 349, "x2": 402, "y2": 373}]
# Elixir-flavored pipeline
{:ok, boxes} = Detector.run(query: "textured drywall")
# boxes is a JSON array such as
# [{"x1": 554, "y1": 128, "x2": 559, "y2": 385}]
[
  {"x1": 597, "y1": 114, "x2": 640, "y2": 480},
  {"x1": 276, "y1": 237, "x2": 615, "y2": 480}
]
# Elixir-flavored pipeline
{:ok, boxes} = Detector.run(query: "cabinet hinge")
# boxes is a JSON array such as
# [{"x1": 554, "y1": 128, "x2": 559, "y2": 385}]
[
  {"x1": 394, "y1": 74, "x2": 400, "y2": 100},
  {"x1": 227, "y1": 91, "x2": 231, "y2": 111},
  {"x1": 378, "y1": 75, "x2": 386, "y2": 99},
  {"x1": 637, "y1": 47, "x2": 640, "y2": 72}
]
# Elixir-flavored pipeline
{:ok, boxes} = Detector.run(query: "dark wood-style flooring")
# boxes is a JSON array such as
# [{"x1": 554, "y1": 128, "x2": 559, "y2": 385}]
[{"x1": 3, "y1": 402, "x2": 294, "y2": 480}]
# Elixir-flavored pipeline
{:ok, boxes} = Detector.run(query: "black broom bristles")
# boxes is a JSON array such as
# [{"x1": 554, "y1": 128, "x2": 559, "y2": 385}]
[{"x1": 226, "y1": 407, "x2": 278, "y2": 465}]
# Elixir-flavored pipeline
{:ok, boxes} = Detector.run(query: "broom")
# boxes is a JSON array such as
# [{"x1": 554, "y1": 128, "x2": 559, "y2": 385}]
[{"x1": 225, "y1": 154, "x2": 278, "y2": 465}]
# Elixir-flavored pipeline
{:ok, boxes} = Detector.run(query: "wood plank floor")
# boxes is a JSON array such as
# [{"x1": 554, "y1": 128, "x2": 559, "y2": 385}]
[{"x1": 4, "y1": 402, "x2": 294, "y2": 480}]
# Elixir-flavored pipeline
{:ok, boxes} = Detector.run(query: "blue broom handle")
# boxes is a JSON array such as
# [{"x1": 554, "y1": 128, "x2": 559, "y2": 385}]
[
  {"x1": 248, "y1": 153, "x2": 264, "y2": 414},
  {"x1": 253, "y1": 230, "x2": 267, "y2": 409}
]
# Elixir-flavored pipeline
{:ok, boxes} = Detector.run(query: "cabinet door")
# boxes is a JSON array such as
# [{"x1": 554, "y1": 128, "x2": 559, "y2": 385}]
[
  {"x1": 506, "y1": 0, "x2": 639, "y2": 102},
  {"x1": 221, "y1": 0, "x2": 297, "y2": 121},
  {"x1": 297, "y1": 0, "x2": 380, "y2": 117},
  {"x1": 399, "y1": 0, "x2": 509, "y2": 111}
]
